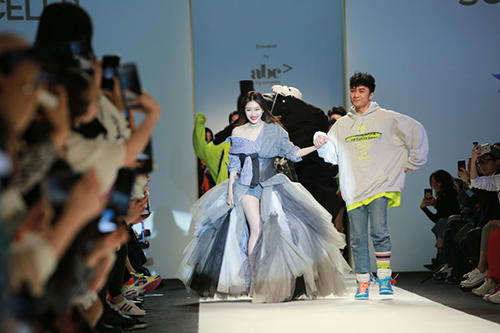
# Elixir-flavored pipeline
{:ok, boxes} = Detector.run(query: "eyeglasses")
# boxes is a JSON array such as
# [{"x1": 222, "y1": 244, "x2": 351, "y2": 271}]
[{"x1": 476, "y1": 159, "x2": 495, "y2": 165}]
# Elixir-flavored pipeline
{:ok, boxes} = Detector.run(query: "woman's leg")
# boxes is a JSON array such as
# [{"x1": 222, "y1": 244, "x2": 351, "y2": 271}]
[
  {"x1": 480, "y1": 222, "x2": 500, "y2": 272},
  {"x1": 241, "y1": 194, "x2": 261, "y2": 255}
]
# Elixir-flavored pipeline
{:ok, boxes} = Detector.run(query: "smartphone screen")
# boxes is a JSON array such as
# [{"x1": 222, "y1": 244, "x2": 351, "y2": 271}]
[
  {"x1": 109, "y1": 168, "x2": 137, "y2": 216},
  {"x1": 136, "y1": 140, "x2": 153, "y2": 175},
  {"x1": 101, "y1": 55, "x2": 120, "y2": 91},
  {"x1": 458, "y1": 160, "x2": 466, "y2": 171},
  {"x1": 97, "y1": 208, "x2": 118, "y2": 233},
  {"x1": 68, "y1": 40, "x2": 92, "y2": 72},
  {"x1": 117, "y1": 63, "x2": 142, "y2": 108},
  {"x1": 424, "y1": 188, "x2": 433, "y2": 199}
]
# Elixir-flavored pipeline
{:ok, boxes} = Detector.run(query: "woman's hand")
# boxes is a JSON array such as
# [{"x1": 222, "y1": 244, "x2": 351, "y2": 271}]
[
  {"x1": 420, "y1": 197, "x2": 435, "y2": 209},
  {"x1": 226, "y1": 190, "x2": 234, "y2": 207},
  {"x1": 457, "y1": 169, "x2": 470, "y2": 184}
]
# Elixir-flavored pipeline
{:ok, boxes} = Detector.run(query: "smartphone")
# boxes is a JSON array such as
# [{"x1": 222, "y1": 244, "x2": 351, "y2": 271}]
[
  {"x1": 97, "y1": 208, "x2": 118, "y2": 233},
  {"x1": 117, "y1": 63, "x2": 142, "y2": 108},
  {"x1": 101, "y1": 55, "x2": 120, "y2": 91},
  {"x1": 424, "y1": 188, "x2": 433, "y2": 200},
  {"x1": 135, "y1": 140, "x2": 154, "y2": 175},
  {"x1": 457, "y1": 160, "x2": 466, "y2": 171},
  {"x1": 68, "y1": 40, "x2": 92, "y2": 72},
  {"x1": 48, "y1": 171, "x2": 82, "y2": 205},
  {"x1": 108, "y1": 168, "x2": 137, "y2": 216}
]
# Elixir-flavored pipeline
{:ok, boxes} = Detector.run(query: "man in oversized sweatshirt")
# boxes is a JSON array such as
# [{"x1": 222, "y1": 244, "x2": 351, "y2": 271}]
[{"x1": 314, "y1": 72, "x2": 429, "y2": 300}]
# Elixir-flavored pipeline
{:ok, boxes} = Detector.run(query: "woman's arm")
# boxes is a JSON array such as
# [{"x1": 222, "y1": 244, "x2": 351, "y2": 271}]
[
  {"x1": 470, "y1": 147, "x2": 479, "y2": 180},
  {"x1": 227, "y1": 170, "x2": 237, "y2": 206},
  {"x1": 295, "y1": 145, "x2": 318, "y2": 159}
]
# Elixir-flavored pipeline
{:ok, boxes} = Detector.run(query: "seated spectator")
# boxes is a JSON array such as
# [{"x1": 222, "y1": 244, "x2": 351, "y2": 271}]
[
  {"x1": 482, "y1": 226, "x2": 500, "y2": 303},
  {"x1": 460, "y1": 143, "x2": 500, "y2": 293},
  {"x1": 420, "y1": 170, "x2": 460, "y2": 266}
]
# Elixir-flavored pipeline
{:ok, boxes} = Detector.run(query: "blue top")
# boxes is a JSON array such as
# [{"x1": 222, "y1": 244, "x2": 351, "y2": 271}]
[{"x1": 225, "y1": 122, "x2": 302, "y2": 187}]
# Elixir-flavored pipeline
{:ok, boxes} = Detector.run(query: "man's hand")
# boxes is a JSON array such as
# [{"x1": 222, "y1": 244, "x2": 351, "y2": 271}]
[{"x1": 314, "y1": 133, "x2": 328, "y2": 148}]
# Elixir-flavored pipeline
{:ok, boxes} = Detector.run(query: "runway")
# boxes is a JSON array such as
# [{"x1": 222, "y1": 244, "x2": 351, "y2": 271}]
[{"x1": 199, "y1": 275, "x2": 500, "y2": 333}]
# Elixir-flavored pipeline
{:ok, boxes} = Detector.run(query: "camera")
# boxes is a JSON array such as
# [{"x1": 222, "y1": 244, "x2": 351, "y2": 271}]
[{"x1": 424, "y1": 188, "x2": 433, "y2": 200}]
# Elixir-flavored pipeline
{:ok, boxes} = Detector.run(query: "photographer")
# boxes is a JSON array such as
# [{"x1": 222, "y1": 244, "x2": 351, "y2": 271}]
[
  {"x1": 420, "y1": 170, "x2": 461, "y2": 269},
  {"x1": 459, "y1": 143, "x2": 500, "y2": 298},
  {"x1": 31, "y1": 4, "x2": 162, "y2": 331},
  {"x1": 0, "y1": 33, "x2": 112, "y2": 332}
]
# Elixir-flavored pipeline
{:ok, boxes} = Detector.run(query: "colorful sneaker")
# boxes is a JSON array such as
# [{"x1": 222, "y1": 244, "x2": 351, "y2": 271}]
[
  {"x1": 133, "y1": 274, "x2": 162, "y2": 294},
  {"x1": 378, "y1": 277, "x2": 395, "y2": 295},
  {"x1": 377, "y1": 269, "x2": 396, "y2": 295},
  {"x1": 355, "y1": 281, "x2": 370, "y2": 300},
  {"x1": 124, "y1": 273, "x2": 161, "y2": 294}
]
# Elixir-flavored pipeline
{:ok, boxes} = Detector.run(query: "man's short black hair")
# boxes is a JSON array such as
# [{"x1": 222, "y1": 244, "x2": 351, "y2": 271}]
[
  {"x1": 349, "y1": 72, "x2": 376, "y2": 93},
  {"x1": 328, "y1": 106, "x2": 346, "y2": 117}
]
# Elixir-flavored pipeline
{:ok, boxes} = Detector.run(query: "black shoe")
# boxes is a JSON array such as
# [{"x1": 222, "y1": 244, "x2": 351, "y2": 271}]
[
  {"x1": 96, "y1": 321, "x2": 123, "y2": 333},
  {"x1": 445, "y1": 275, "x2": 460, "y2": 285},
  {"x1": 424, "y1": 263, "x2": 438, "y2": 271},
  {"x1": 101, "y1": 302, "x2": 148, "y2": 331}
]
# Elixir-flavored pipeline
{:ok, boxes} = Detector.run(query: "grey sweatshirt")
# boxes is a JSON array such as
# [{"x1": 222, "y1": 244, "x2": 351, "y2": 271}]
[{"x1": 315, "y1": 102, "x2": 429, "y2": 207}]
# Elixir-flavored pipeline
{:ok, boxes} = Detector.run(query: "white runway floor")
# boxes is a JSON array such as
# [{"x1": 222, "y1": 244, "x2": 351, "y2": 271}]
[{"x1": 199, "y1": 275, "x2": 500, "y2": 333}]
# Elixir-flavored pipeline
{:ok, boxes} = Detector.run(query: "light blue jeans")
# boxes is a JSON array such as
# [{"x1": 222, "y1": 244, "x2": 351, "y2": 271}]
[{"x1": 347, "y1": 197, "x2": 392, "y2": 274}]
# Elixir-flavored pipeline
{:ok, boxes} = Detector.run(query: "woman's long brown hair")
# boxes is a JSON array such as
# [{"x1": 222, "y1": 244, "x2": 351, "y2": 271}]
[{"x1": 235, "y1": 91, "x2": 283, "y2": 128}]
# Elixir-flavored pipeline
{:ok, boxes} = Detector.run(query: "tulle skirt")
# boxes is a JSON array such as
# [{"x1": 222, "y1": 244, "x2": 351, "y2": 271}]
[{"x1": 178, "y1": 173, "x2": 351, "y2": 303}]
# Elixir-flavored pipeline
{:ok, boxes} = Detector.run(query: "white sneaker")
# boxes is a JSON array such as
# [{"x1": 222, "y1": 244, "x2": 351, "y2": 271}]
[
  {"x1": 472, "y1": 279, "x2": 498, "y2": 296},
  {"x1": 485, "y1": 286, "x2": 500, "y2": 303},
  {"x1": 109, "y1": 298, "x2": 146, "y2": 317},
  {"x1": 460, "y1": 268, "x2": 487, "y2": 288}
]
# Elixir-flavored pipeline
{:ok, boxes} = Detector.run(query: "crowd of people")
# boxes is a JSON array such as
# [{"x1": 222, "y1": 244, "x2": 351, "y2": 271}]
[
  {"x1": 1, "y1": 3, "x2": 163, "y2": 332},
  {"x1": 420, "y1": 143, "x2": 500, "y2": 303}
]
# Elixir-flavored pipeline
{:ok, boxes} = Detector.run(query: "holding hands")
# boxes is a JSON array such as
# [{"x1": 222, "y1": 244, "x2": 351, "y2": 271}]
[{"x1": 313, "y1": 133, "x2": 329, "y2": 149}]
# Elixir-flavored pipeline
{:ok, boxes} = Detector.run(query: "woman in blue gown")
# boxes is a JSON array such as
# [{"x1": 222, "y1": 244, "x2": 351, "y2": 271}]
[{"x1": 179, "y1": 91, "x2": 350, "y2": 303}]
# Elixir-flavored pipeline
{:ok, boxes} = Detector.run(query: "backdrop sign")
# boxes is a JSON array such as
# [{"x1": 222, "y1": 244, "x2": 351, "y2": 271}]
[{"x1": 191, "y1": 0, "x2": 345, "y2": 133}]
